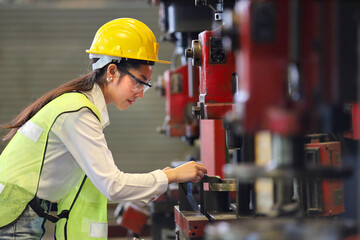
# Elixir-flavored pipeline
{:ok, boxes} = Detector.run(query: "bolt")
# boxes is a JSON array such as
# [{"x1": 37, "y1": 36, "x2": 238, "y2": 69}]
[
  {"x1": 185, "y1": 48, "x2": 193, "y2": 58},
  {"x1": 192, "y1": 106, "x2": 201, "y2": 116}
]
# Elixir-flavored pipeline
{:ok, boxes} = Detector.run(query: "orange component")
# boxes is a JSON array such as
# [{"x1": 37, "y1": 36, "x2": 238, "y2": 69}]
[{"x1": 119, "y1": 203, "x2": 149, "y2": 234}]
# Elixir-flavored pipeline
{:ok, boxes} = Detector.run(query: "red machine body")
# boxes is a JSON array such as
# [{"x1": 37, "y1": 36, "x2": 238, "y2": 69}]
[
  {"x1": 200, "y1": 119, "x2": 226, "y2": 178},
  {"x1": 163, "y1": 64, "x2": 199, "y2": 140},
  {"x1": 305, "y1": 140, "x2": 345, "y2": 216},
  {"x1": 345, "y1": 103, "x2": 360, "y2": 140},
  {"x1": 197, "y1": 29, "x2": 236, "y2": 119},
  {"x1": 174, "y1": 205, "x2": 236, "y2": 239},
  {"x1": 195, "y1": 28, "x2": 236, "y2": 178},
  {"x1": 237, "y1": 0, "x2": 292, "y2": 135},
  {"x1": 352, "y1": 103, "x2": 360, "y2": 140},
  {"x1": 237, "y1": 0, "x2": 338, "y2": 136},
  {"x1": 173, "y1": 26, "x2": 237, "y2": 240},
  {"x1": 174, "y1": 206, "x2": 208, "y2": 239}
]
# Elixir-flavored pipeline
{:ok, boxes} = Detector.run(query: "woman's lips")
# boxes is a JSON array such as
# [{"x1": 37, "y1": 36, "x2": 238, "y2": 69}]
[{"x1": 127, "y1": 99, "x2": 134, "y2": 105}]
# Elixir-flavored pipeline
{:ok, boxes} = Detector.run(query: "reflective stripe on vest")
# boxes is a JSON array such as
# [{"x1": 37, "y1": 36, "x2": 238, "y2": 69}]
[{"x1": 0, "y1": 92, "x2": 108, "y2": 239}]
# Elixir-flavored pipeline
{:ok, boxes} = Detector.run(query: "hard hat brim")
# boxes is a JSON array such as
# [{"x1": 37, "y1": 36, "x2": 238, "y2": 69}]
[
  {"x1": 154, "y1": 59, "x2": 172, "y2": 64},
  {"x1": 86, "y1": 50, "x2": 171, "y2": 65}
]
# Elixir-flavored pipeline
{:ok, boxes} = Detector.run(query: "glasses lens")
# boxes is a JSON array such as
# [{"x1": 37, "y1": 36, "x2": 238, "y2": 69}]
[
  {"x1": 143, "y1": 85, "x2": 150, "y2": 93},
  {"x1": 123, "y1": 68, "x2": 151, "y2": 94},
  {"x1": 130, "y1": 79, "x2": 145, "y2": 93}
]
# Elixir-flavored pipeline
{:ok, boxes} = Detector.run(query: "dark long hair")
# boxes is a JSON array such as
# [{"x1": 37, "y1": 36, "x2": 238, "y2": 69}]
[{"x1": 1, "y1": 59, "x2": 154, "y2": 141}]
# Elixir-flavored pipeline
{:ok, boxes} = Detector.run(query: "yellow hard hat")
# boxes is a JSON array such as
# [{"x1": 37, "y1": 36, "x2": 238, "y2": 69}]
[{"x1": 86, "y1": 18, "x2": 171, "y2": 68}]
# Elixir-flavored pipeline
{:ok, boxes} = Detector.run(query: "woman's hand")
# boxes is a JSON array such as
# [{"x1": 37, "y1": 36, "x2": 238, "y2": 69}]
[{"x1": 163, "y1": 161, "x2": 207, "y2": 184}]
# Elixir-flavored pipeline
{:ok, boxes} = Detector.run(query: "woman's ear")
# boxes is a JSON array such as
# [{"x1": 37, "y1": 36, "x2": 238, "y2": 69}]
[{"x1": 106, "y1": 63, "x2": 118, "y2": 79}]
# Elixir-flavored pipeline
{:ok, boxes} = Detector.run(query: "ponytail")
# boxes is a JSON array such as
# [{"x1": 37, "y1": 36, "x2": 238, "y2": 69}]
[
  {"x1": 1, "y1": 69, "x2": 102, "y2": 141},
  {"x1": 1, "y1": 58, "x2": 153, "y2": 141}
]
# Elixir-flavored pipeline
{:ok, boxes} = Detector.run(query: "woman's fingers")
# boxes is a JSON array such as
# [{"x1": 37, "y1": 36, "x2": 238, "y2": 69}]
[
  {"x1": 191, "y1": 162, "x2": 207, "y2": 182},
  {"x1": 165, "y1": 161, "x2": 208, "y2": 183}
]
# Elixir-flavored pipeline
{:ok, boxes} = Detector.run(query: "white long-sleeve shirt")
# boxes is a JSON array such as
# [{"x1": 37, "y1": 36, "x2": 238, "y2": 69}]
[{"x1": 36, "y1": 84, "x2": 168, "y2": 202}]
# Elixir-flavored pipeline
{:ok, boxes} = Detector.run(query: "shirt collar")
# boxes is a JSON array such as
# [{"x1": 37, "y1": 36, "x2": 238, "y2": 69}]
[{"x1": 83, "y1": 83, "x2": 110, "y2": 129}]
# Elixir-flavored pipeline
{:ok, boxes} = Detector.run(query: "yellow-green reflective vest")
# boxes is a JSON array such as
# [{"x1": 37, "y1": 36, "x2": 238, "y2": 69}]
[{"x1": 0, "y1": 92, "x2": 108, "y2": 239}]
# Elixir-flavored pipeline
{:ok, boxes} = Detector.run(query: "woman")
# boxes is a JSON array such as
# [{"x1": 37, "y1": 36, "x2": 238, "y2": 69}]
[{"x1": 0, "y1": 18, "x2": 207, "y2": 239}]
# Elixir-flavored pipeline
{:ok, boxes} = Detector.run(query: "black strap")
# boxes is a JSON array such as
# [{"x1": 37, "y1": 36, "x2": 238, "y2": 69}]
[{"x1": 29, "y1": 197, "x2": 69, "y2": 223}]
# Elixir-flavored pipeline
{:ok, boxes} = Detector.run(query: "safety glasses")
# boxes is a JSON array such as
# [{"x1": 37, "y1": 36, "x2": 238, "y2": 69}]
[{"x1": 119, "y1": 67, "x2": 152, "y2": 93}]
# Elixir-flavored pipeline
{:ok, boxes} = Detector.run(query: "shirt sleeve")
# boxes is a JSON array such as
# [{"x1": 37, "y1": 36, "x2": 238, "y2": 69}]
[{"x1": 54, "y1": 108, "x2": 169, "y2": 202}]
